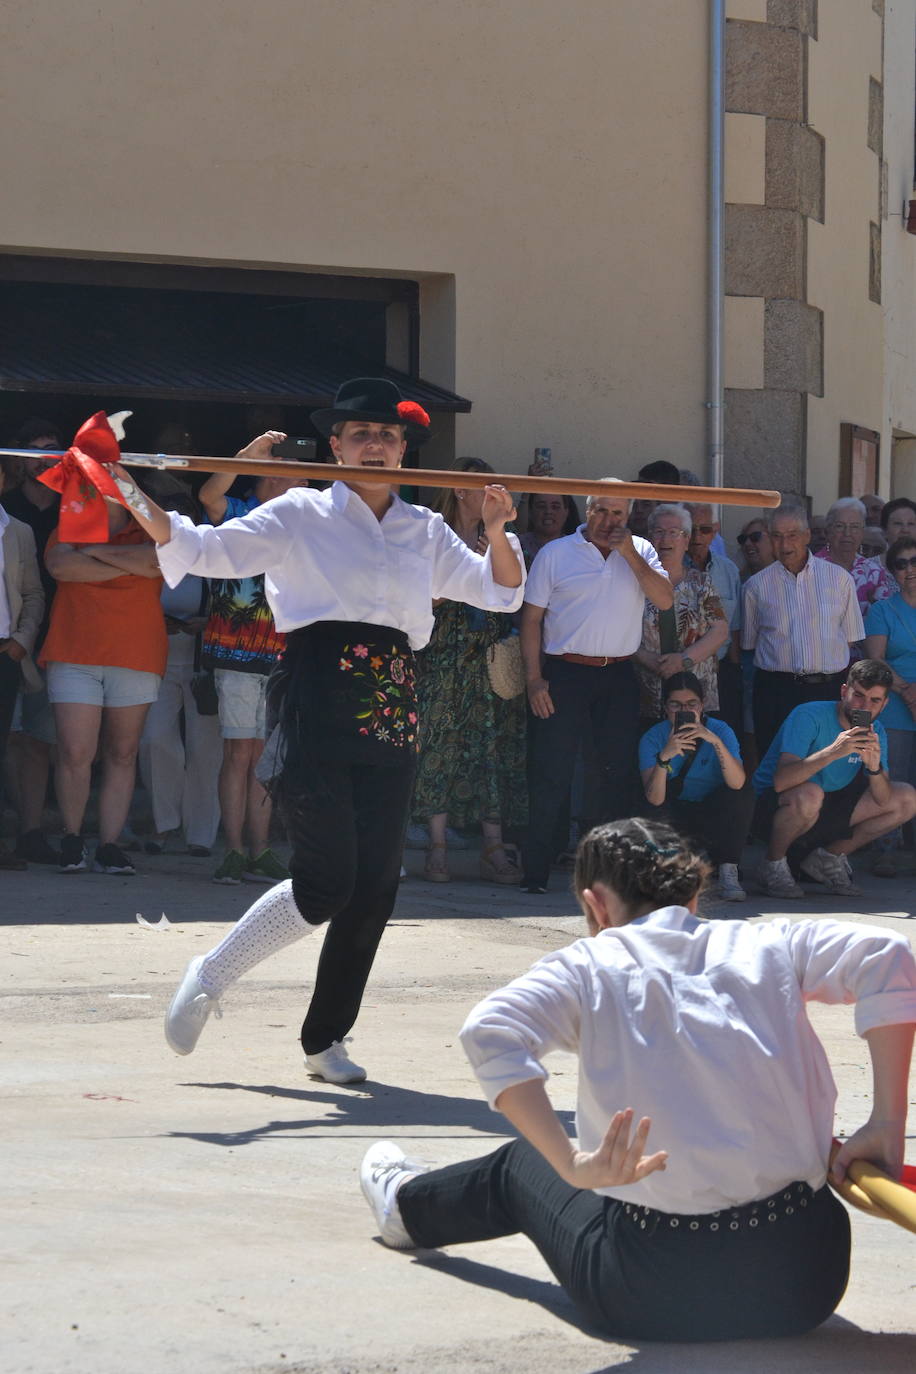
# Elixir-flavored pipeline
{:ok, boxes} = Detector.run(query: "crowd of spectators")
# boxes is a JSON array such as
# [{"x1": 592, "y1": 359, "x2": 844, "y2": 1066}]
[{"x1": 2, "y1": 417, "x2": 915, "y2": 909}]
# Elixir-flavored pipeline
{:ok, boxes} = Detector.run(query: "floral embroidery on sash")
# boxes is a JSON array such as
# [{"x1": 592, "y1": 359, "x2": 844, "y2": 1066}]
[{"x1": 338, "y1": 641, "x2": 419, "y2": 750}]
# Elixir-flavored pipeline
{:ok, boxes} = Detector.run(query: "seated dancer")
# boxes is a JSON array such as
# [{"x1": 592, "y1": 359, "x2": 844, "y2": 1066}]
[
  {"x1": 359, "y1": 817, "x2": 915, "y2": 1343},
  {"x1": 112, "y1": 378, "x2": 524, "y2": 1083}
]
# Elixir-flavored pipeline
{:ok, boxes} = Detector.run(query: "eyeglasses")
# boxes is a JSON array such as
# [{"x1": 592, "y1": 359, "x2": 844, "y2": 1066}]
[
  {"x1": 892, "y1": 555, "x2": 916, "y2": 571},
  {"x1": 829, "y1": 522, "x2": 864, "y2": 534},
  {"x1": 738, "y1": 530, "x2": 764, "y2": 545},
  {"x1": 692, "y1": 524, "x2": 716, "y2": 535}
]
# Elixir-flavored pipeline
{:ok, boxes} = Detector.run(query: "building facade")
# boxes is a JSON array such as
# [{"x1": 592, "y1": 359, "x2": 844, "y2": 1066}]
[{"x1": 2, "y1": 1, "x2": 915, "y2": 515}]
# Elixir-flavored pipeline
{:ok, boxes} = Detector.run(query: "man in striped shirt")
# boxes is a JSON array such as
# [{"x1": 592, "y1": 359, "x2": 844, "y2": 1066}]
[{"x1": 742, "y1": 503, "x2": 864, "y2": 757}]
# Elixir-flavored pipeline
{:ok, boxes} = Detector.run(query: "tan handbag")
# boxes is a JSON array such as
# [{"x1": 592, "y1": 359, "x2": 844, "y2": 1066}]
[{"x1": 487, "y1": 633, "x2": 526, "y2": 700}]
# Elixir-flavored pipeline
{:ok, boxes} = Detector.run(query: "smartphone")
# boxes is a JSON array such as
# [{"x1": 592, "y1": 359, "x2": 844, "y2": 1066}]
[
  {"x1": 848, "y1": 709, "x2": 872, "y2": 730},
  {"x1": 674, "y1": 710, "x2": 696, "y2": 731},
  {"x1": 270, "y1": 437, "x2": 318, "y2": 462}
]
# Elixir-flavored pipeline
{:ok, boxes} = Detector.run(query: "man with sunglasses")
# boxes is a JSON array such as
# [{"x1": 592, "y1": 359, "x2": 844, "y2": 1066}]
[
  {"x1": 687, "y1": 503, "x2": 742, "y2": 735},
  {"x1": 752, "y1": 659, "x2": 916, "y2": 897}
]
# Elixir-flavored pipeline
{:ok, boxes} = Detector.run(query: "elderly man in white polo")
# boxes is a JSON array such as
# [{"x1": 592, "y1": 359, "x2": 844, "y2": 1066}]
[{"x1": 519, "y1": 480, "x2": 672, "y2": 893}]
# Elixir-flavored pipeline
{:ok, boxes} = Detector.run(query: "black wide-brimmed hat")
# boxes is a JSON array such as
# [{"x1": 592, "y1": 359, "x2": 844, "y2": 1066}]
[{"x1": 310, "y1": 377, "x2": 431, "y2": 446}]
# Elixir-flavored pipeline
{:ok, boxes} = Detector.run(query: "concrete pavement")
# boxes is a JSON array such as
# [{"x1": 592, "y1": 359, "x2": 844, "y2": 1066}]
[{"x1": 3, "y1": 843, "x2": 915, "y2": 1373}]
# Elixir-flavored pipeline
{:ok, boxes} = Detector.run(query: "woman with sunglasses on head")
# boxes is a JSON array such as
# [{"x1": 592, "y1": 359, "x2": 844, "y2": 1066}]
[
  {"x1": 863, "y1": 535, "x2": 916, "y2": 873},
  {"x1": 638, "y1": 672, "x2": 753, "y2": 902},
  {"x1": 359, "y1": 815, "x2": 915, "y2": 1343},
  {"x1": 736, "y1": 516, "x2": 774, "y2": 582}
]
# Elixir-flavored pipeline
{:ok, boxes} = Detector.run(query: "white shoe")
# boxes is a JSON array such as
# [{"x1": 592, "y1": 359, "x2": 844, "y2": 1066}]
[
  {"x1": 164, "y1": 956, "x2": 222, "y2": 1055},
  {"x1": 360, "y1": 1141, "x2": 428, "y2": 1249},
  {"x1": 305, "y1": 1039, "x2": 367, "y2": 1084},
  {"x1": 799, "y1": 847, "x2": 863, "y2": 897},
  {"x1": 756, "y1": 857, "x2": 805, "y2": 899},
  {"x1": 717, "y1": 863, "x2": 746, "y2": 902}
]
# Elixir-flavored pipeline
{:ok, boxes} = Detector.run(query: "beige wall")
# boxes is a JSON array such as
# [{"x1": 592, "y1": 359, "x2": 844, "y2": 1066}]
[
  {"x1": 805, "y1": 2, "x2": 886, "y2": 513},
  {"x1": 1, "y1": 1, "x2": 710, "y2": 481},
  {"x1": 882, "y1": 0, "x2": 916, "y2": 495}
]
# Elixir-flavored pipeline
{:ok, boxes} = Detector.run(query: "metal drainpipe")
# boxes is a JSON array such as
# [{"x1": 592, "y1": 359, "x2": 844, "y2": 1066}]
[{"x1": 708, "y1": 0, "x2": 726, "y2": 493}]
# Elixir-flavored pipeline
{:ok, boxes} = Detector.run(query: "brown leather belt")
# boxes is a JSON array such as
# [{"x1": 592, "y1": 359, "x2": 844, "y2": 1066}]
[{"x1": 556, "y1": 652, "x2": 634, "y2": 667}]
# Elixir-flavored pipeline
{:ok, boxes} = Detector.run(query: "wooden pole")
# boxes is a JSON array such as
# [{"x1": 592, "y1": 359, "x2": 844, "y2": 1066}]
[{"x1": 0, "y1": 449, "x2": 781, "y2": 508}]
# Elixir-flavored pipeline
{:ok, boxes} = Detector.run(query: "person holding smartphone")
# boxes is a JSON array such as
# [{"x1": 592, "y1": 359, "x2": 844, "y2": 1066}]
[
  {"x1": 752, "y1": 659, "x2": 916, "y2": 898},
  {"x1": 639, "y1": 673, "x2": 752, "y2": 902}
]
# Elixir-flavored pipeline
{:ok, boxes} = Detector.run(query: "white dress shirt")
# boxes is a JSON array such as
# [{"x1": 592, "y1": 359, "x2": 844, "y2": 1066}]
[
  {"x1": 741, "y1": 554, "x2": 864, "y2": 673},
  {"x1": 157, "y1": 481, "x2": 525, "y2": 650},
  {"x1": 460, "y1": 906, "x2": 916, "y2": 1214},
  {"x1": 524, "y1": 527, "x2": 667, "y2": 657}
]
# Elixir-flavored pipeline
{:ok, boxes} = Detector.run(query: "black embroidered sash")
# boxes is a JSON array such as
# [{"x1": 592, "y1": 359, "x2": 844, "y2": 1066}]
[{"x1": 265, "y1": 621, "x2": 419, "y2": 795}]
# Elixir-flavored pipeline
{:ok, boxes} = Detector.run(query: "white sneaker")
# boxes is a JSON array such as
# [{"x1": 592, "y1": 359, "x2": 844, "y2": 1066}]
[
  {"x1": 717, "y1": 864, "x2": 746, "y2": 902},
  {"x1": 360, "y1": 1141, "x2": 428, "y2": 1249},
  {"x1": 164, "y1": 956, "x2": 222, "y2": 1055},
  {"x1": 305, "y1": 1039, "x2": 367, "y2": 1084},
  {"x1": 756, "y1": 857, "x2": 805, "y2": 899},
  {"x1": 799, "y1": 847, "x2": 863, "y2": 897}
]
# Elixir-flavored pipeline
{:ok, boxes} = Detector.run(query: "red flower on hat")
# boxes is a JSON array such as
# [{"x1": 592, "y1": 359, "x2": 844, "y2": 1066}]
[{"x1": 396, "y1": 401, "x2": 430, "y2": 429}]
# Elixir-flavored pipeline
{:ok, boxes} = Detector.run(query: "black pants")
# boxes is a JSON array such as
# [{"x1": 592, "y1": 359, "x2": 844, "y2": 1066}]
[
  {"x1": 399, "y1": 1139, "x2": 850, "y2": 1343},
  {"x1": 716, "y1": 659, "x2": 743, "y2": 739},
  {"x1": 656, "y1": 782, "x2": 756, "y2": 867},
  {"x1": 0, "y1": 654, "x2": 19, "y2": 765},
  {"x1": 280, "y1": 756, "x2": 416, "y2": 1055},
  {"x1": 753, "y1": 669, "x2": 845, "y2": 760},
  {"x1": 523, "y1": 659, "x2": 639, "y2": 886}
]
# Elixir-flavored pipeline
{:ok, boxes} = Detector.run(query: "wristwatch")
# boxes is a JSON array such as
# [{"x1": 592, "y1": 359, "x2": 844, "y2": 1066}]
[
  {"x1": 656, "y1": 753, "x2": 673, "y2": 772},
  {"x1": 681, "y1": 654, "x2": 694, "y2": 671}
]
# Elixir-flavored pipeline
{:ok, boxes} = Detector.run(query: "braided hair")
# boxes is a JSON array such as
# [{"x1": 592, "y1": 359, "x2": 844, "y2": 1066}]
[{"x1": 574, "y1": 818, "x2": 709, "y2": 915}]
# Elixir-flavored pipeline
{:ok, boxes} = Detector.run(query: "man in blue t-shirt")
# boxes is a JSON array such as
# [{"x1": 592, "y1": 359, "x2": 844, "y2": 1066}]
[{"x1": 753, "y1": 658, "x2": 916, "y2": 898}]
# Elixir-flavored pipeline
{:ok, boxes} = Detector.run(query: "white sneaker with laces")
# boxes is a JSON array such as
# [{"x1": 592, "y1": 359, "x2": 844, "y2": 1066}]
[
  {"x1": 756, "y1": 857, "x2": 805, "y2": 899},
  {"x1": 164, "y1": 955, "x2": 223, "y2": 1055},
  {"x1": 799, "y1": 847, "x2": 863, "y2": 896},
  {"x1": 360, "y1": 1141, "x2": 429, "y2": 1249},
  {"x1": 717, "y1": 863, "x2": 746, "y2": 902},
  {"x1": 305, "y1": 1038, "x2": 367, "y2": 1083}
]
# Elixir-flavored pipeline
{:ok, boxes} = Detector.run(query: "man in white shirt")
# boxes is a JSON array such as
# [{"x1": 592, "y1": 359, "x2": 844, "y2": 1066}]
[
  {"x1": 742, "y1": 503, "x2": 863, "y2": 756},
  {"x1": 519, "y1": 483, "x2": 672, "y2": 892}
]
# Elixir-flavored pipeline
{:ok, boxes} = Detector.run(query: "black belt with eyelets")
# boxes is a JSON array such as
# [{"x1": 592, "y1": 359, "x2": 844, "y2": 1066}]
[{"x1": 620, "y1": 1180, "x2": 814, "y2": 1235}]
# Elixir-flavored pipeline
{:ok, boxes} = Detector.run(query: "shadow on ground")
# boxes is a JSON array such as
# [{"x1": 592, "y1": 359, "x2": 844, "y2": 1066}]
[{"x1": 162, "y1": 1078, "x2": 573, "y2": 1147}]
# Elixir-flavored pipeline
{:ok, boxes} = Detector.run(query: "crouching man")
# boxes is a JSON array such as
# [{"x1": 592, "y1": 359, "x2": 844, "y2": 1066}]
[{"x1": 752, "y1": 659, "x2": 916, "y2": 898}]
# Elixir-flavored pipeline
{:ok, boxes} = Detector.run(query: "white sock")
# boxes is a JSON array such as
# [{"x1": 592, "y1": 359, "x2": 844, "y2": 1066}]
[{"x1": 198, "y1": 880, "x2": 315, "y2": 996}]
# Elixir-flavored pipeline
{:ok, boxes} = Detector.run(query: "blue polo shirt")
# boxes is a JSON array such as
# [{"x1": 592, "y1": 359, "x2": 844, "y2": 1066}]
[
  {"x1": 752, "y1": 700, "x2": 888, "y2": 796},
  {"x1": 639, "y1": 717, "x2": 741, "y2": 802}
]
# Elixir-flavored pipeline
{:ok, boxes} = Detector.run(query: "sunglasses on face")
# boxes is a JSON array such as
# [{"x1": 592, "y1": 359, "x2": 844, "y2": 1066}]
[
  {"x1": 692, "y1": 524, "x2": 716, "y2": 535},
  {"x1": 892, "y1": 555, "x2": 916, "y2": 571},
  {"x1": 738, "y1": 530, "x2": 764, "y2": 545}
]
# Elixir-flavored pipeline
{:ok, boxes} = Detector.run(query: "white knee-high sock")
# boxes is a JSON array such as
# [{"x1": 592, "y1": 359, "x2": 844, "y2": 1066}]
[{"x1": 198, "y1": 880, "x2": 315, "y2": 996}]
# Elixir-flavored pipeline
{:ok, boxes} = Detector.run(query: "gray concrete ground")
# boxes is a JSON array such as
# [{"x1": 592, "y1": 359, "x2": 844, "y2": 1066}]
[{"x1": 3, "y1": 842, "x2": 915, "y2": 1374}]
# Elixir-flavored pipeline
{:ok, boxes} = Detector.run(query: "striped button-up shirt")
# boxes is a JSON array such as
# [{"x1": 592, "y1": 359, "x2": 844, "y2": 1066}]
[{"x1": 741, "y1": 554, "x2": 863, "y2": 673}]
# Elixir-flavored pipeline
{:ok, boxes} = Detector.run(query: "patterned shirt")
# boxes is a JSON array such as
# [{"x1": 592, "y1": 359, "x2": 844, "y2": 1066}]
[
  {"x1": 814, "y1": 548, "x2": 891, "y2": 613},
  {"x1": 741, "y1": 555, "x2": 863, "y2": 673},
  {"x1": 637, "y1": 568, "x2": 726, "y2": 717}
]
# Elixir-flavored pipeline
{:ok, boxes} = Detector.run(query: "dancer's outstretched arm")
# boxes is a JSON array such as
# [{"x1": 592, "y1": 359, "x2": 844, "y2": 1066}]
[{"x1": 830, "y1": 1022, "x2": 914, "y2": 1183}]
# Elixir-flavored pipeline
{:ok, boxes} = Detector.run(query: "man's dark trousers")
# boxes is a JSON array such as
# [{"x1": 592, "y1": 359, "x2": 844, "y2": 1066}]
[
  {"x1": 523, "y1": 658, "x2": 639, "y2": 887},
  {"x1": 753, "y1": 668, "x2": 846, "y2": 759}
]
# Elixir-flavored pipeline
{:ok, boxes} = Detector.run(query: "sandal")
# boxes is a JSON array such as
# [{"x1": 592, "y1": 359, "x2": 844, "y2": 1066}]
[
  {"x1": 479, "y1": 842, "x2": 521, "y2": 886},
  {"x1": 423, "y1": 842, "x2": 451, "y2": 884}
]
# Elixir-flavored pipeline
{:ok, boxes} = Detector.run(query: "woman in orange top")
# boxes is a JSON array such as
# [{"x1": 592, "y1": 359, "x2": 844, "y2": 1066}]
[{"x1": 42, "y1": 496, "x2": 166, "y2": 874}]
